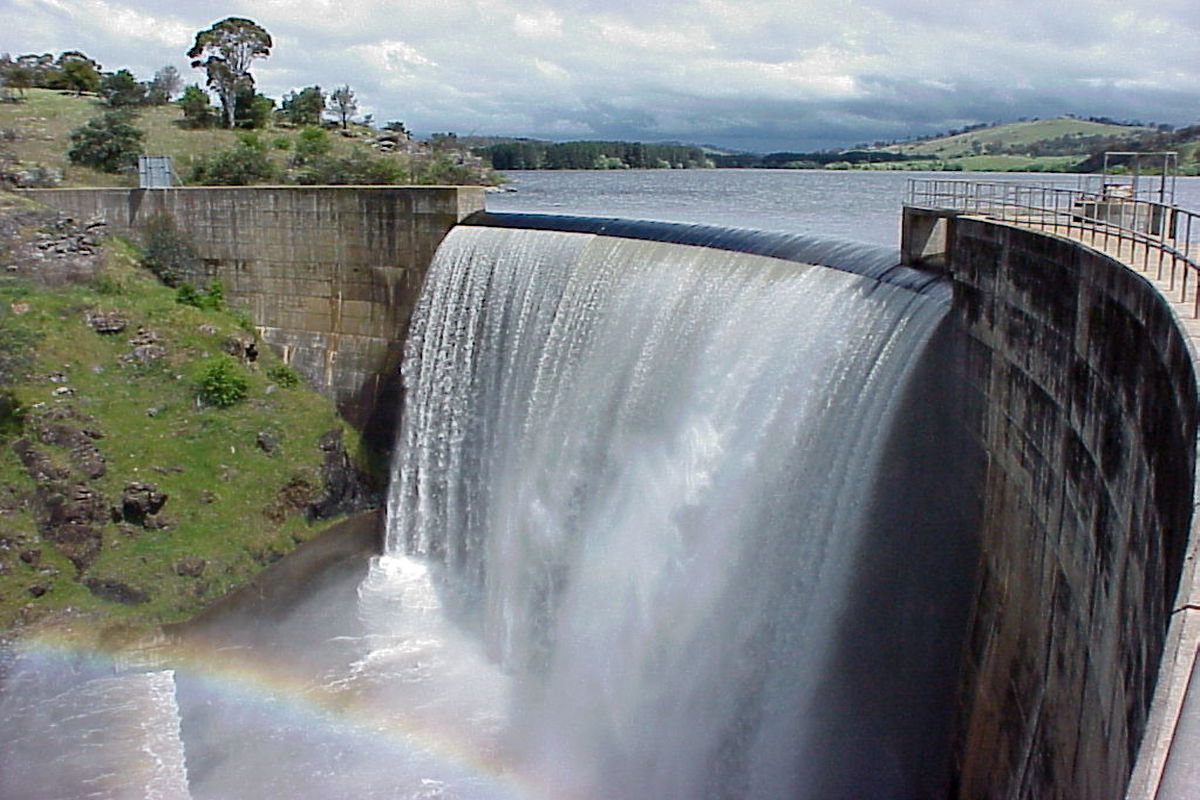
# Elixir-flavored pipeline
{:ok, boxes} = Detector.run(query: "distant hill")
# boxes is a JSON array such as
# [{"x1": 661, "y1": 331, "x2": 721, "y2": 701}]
[{"x1": 878, "y1": 117, "x2": 1158, "y2": 159}]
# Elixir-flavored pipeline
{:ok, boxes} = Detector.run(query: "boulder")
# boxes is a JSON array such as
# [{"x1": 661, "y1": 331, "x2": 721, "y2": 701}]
[
  {"x1": 174, "y1": 556, "x2": 206, "y2": 578},
  {"x1": 84, "y1": 310, "x2": 128, "y2": 334},
  {"x1": 119, "y1": 482, "x2": 168, "y2": 526},
  {"x1": 83, "y1": 577, "x2": 148, "y2": 605}
]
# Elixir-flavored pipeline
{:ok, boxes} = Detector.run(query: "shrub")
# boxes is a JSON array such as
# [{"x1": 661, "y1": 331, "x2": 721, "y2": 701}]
[
  {"x1": 140, "y1": 212, "x2": 198, "y2": 287},
  {"x1": 291, "y1": 125, "x2": 331, "y2": 166},
  {"x1": 266, "y1": 363, "x2": 301, "y2": 388},
  {"x1": 175, "y1": 282, "x2": 202, "y2": 307},
  {"x1": 196, "y1": 356, "x2": 248, "y2": 407},
  {"x1": 175, "y1": 278, "x2": 224, "y2": 310},
  {"x1": 178, "y1": 84, "x2": 216, "y2": 129},
  {"x1": 296, "y1": 150, "x2": 404, "y2": 185},
  {"x1": 67, "y1": 110, "x2": 144, "y2": 173},
  {"x1": 188, "y1": 139, "x2": 276, "y2": 185},
  {"x1": 0, "y1": 390, "x2": 24, "y2": 438}
]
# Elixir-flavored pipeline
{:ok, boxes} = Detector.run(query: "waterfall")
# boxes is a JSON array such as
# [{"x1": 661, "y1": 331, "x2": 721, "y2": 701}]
[{"x1": 369, "y1": 222, "x2": 973, "y2": 799}]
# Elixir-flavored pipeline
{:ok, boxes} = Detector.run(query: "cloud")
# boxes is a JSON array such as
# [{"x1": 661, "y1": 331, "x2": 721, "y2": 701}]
[{"x1": 1, "y1": 0, "x2": 1196, "y2": 151}]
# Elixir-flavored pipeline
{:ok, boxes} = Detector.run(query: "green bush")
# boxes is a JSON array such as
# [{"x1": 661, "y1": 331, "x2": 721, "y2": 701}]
[
  {"x1": 175, "y1": 282, "x2": 202, "y2": 307},
  {"x1": 188, "y1": 138, "x2": 276, "y2": 185},
  {"x1": 296, "y1": 149, "x2": 404, "y2": 185},
  {"x1": 67, "y1": 110, "x2": 144, "y2": 173},
  {"x1": 266, "y1": 363, "x2": 301, "y2": 388},
  {"x1": 291, "y1": 125, "x2": 331, "y2": 166},
  {"x1": 175, "y1": 278, "x2": 224, "y2": 310},
  {"x1": 140, "y1": 212, "x2": 198, "y2": 287},
  {"x1": 0, "y1": 389, "x2": 24, "y2": 438},
  {"x1": 195, "y1": 356, "x2": 249, "y2": 407}
]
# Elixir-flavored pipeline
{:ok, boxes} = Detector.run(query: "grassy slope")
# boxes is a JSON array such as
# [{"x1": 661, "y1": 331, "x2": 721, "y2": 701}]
[
  {"x1": 885, "y1": 118, "x2": 1157, "y2": 158},
  {"x1": 0, "y1": 88, "x2": 389, "y2": 187},
  {"x1": 0, "y1": 192, "x2": 362, "y2": 644}
]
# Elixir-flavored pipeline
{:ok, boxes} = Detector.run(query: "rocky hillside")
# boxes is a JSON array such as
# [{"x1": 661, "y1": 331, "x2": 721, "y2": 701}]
[{"x1": 0, "y1": 191, "x2": 378, "y2": 648}]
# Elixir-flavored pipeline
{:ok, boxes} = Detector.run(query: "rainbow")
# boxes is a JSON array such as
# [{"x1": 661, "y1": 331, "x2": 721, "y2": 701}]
[{"x1": 2, "y1": 632, "x2": 584, "y2": 800}]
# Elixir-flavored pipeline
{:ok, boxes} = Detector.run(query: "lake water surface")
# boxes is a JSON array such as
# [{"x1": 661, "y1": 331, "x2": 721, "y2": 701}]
[{"x1": 487, "y1": 168, "x2": 1200, "y2": 249}]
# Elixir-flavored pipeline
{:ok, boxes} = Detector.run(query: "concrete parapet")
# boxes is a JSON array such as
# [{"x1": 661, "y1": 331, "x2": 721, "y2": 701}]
[
  {"x1": 903, "y1": 208, "x2": 1200, "y2": 800},
  {"x1": 21, "y1": 186, "x2": 485, "y2": 438}
]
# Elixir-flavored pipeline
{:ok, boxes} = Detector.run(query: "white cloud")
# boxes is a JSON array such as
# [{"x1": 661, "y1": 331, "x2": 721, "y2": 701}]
[
  {"x1": 513, "y1": 9, "x2": 564, "y2": 38},
  {"x1": 0, "y1": 0, "x2": 1196, "y2": 150}
]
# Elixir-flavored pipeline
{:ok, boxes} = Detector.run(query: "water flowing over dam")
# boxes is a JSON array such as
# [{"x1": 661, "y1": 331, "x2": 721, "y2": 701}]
[{"x1": 365, "y1": 218, "x2": 980, "y2": 798}]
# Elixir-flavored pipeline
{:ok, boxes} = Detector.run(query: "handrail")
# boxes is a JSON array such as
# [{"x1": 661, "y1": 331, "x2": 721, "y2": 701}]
[{"x1": 906, "y1": 178, "x2": 1200, "y2": 317}]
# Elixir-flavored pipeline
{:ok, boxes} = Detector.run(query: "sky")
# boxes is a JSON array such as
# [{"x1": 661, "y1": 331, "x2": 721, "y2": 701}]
[{"x1": 2, "y1": 0, "x2": 1198, "y2": 152}]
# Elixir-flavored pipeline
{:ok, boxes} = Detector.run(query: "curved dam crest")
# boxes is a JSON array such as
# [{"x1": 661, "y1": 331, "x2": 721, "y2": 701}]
[{"x1": 11, "y1": 186, "x2": 1199, "y2": 799}]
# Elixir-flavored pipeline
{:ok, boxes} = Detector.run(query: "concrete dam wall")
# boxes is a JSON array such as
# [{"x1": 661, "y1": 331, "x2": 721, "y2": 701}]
[
  {"x1": 903, "y1": 208, "x2": 1199, "y2": 799},
  {"x1": 22, "y1": 185, "x2": 485, "y2": 436},
  {"x1": 20, "y1": 186, "x2": 1198, "y2": 796}
]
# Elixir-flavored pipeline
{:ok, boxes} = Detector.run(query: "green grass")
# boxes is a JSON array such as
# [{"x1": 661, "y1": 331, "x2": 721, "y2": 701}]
[
  {"x1": 0, "y1": 224, "x2": 361, "y2": 642},
  {"x1": 0, "y1": 88, "x2": 414, "y2": 187},
  {"x1": 884, "y1": 118, "x2": 1157, "y2": 158}
]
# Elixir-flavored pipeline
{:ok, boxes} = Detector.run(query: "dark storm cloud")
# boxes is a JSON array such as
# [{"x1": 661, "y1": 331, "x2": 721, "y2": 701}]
[{"x1": 3, "y1": 0, "x2": 1196, "y2": 151}]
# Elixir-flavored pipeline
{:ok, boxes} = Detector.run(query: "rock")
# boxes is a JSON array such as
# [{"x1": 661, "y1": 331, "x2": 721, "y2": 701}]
[
  {"x1": 12, "y1": 438, "x2": 69, "y2": 481},
  {"x1": 126, "y1": 344, "x2": 166, "y2": 363},
  {"x1": 84, "y1": 310, "x2": 128, "y2": 334},
  {"x1": 256, "y1": 431, "x2": 278, "y2": 453},
  {"x1": 222, "y1": 331, "x2": 258, "y2": 361},
  {"x1": 27, "y1": 583, "x2": 49, "y2": 598},
  {"x1": 37, "y1": 483, "x2": 106, "y2": 571},
  {"x1": 174, "y1": 556, "x2": 206, "y2": 578},
  {"x1": 35, "y1": 422, "x2": 106, "y2": 479},
  {"x1": 83, "y1": 577, "x2": 148, "y2": 605},
  {"x1": 198, "y1": 323, "x2": 218, "y2": 335},
  {"x1": 308, "y1": 428, "x2": 377, "y2": 520},
  {"x1": 199, "y1": 489, "x2": 216, "y2": 504},
  {"x1": 118, "y1": 482, "x2": 167, "y2": 526},
  {"x1": 126, "y1": 327, "x2": 159, "y2": 346},
  {"x1": 18, "y1": 549, "x2": 39, "y2": 565}
]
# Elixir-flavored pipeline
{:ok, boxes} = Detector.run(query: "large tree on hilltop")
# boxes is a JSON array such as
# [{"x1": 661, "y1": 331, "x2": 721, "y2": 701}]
[{"x1": 187, "y1": 17, "x2": 271, "y2": 129}]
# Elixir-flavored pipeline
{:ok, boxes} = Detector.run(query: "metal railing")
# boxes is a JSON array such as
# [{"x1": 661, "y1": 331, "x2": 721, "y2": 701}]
[{"x1": 906, "y1": 178, "x2": 1200, "y2": 316}]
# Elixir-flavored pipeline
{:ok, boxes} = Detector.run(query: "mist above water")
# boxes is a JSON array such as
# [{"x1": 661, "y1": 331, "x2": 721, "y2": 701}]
[{"x1": 375, "y1": 224, "x2": 976, "y2": 798}]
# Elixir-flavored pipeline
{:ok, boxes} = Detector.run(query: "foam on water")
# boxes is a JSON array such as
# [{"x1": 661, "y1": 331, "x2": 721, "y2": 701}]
[{"x1": 372, "y1": 224, "x2": 962, "y2": 798}]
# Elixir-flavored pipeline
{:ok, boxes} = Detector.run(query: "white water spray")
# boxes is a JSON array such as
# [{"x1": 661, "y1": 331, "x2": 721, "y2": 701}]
[{"x1": 371, "y1": 225, "x2": 959, "y2": 799}]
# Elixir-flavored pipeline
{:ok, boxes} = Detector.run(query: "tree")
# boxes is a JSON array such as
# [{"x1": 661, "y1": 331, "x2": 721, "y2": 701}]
[
  {"x1": 147, "y1": 65, "x2": 181, "y2": 104},
  {"x1": 327, "y1": 84, "x2": 356, "y2": 129},
  {"x1": 2, "y1": 65, "x2": 33, "y2": 98},
  {"x1": 234, "y1": 87, "x2": 274, "y2": 129},
  {"x1": 187, "y1": 17, "x2": 272, "y2": 128},
  {"x1": 281, "y1": 86, "x2": 324, "y2": 127},
  {"x1": 99, "y1": 69, "x2": 146, "y2": 107},
  {"x1": 177, "y1": 84, "x2": 216, "y2": 128},
  {"x1": 14, "y1": 53, "x2": 57, "y2": 88},
  {"x1": 67, "y1": 110, "x2": 144, "y2": 173},
  {"x1": 58, "y1": 52, "x2": 101, "y2": 96}
]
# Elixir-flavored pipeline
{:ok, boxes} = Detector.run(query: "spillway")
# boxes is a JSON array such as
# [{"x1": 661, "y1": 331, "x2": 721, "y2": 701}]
[
  {"x1": 0, "y1": 218, "x2": 983, "y2": 800},
  {"x1": 364, "y1": 218, "x2": 980, "y2": 799}
]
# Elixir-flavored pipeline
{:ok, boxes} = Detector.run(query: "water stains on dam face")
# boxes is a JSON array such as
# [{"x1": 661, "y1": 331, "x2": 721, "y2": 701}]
[{"x1": 13, "y1": 187, "x2": 1200, "y2": 799}]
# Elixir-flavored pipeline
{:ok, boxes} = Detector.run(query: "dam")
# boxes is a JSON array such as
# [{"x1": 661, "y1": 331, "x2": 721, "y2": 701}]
[{"x1": 6, "y1": 180, "x2": 1200, "y2": 798}]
